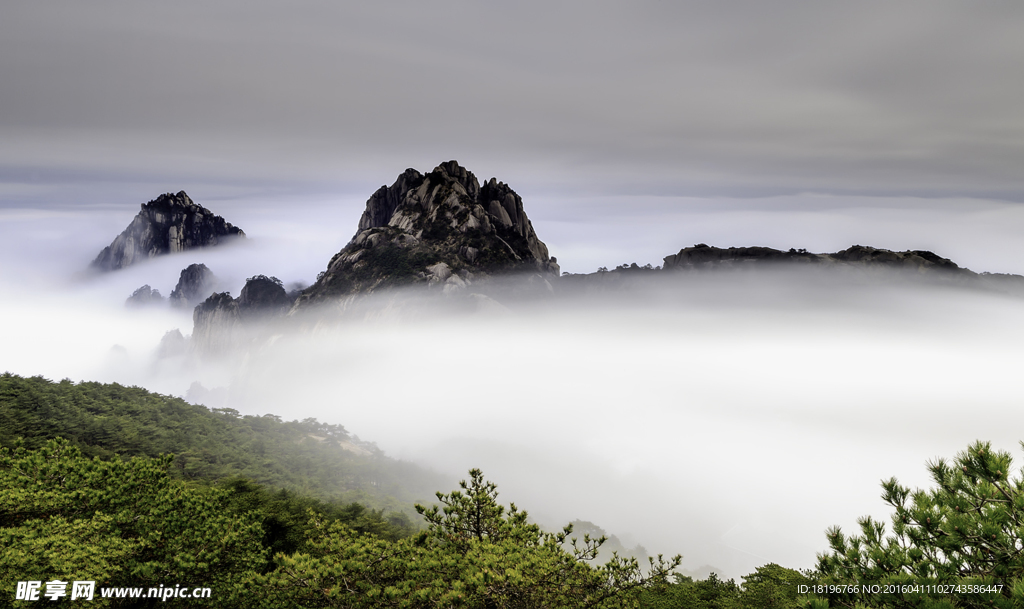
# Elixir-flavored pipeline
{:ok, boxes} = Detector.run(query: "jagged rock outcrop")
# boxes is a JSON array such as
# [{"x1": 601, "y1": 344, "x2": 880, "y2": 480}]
[
  {"x1": 238, "y1": 275, "x2": 291, "y2": 318},
  {"x1": 125, "y1": 285, "x2": 164, "y2": 307},
  {"x1": 170, "y1": 263, "x2": 218, "y2": 308},
  {"x1": 828, "y1": 245, "x2": 962, "y2": 271},
  {"x1": 662, "y1": 244, "x2": 816, "y2": 268},
  {"x1": 190, "y1": 275, "x2": 292, "y2": 355},
  {"x1": 91, "y1": 191, "x2": 245, "y2": 271},
  {"x1": 295, "y1": 161, "x2": 557, "y2": 307}
]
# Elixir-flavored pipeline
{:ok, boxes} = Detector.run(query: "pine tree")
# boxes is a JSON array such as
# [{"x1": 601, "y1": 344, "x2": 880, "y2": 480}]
[
  {"x1": 816, "y1": 441, "x2": 1024, "y2": 608},
  {"x1": 255, "y1": 469, "x2": 681, "y2": 608}
]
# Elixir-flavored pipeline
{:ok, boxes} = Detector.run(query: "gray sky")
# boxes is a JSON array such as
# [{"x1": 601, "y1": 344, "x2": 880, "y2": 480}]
[
  {"x1": 4, "y1": 1, "x2": 1024, "y2": 580},
  {"x1": 3, "y1": 1, "x2": 1024, "y2": 200}
]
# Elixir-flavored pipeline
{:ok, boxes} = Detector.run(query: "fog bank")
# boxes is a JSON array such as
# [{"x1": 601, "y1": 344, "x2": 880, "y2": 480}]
[{"x1": 3, "y1": 200, "x2": 1024, "y2": 578}]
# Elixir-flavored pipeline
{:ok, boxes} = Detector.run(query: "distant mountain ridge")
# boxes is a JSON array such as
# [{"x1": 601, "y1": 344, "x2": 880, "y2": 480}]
[
  {"x1": 96, "y1": 164, "x2": 1024, "y2": 356},
  {"x1": 557, "y1": 243, "x2": 1024, "y2": 295},
  {"x1": 662, "y1": 243, "x2": 964, "y2": 273},
  {"x1": 91, "y1": 191, "x2": 245, "y2": 271}
]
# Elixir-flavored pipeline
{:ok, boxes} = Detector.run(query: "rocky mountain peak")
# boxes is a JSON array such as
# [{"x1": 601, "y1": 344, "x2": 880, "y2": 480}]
[
  {"x1": 91, "y1": 191, "x2": 245, "y2": 271},
  {"x1": 190, "y1": 275, "x2": 296, "y2": 356},
  {"x1": 170, "y1": 263, "x2": 218, "y2": 308},
  {"x1": 432, "y1": 160, "x2": 480, "y2": 199},
  {"x1": 296, "y1": 161, "x2": 556, "y2": 305},
  {"x1": 238, "y1": 275, "x2": 291, "y2": 318},
  {"x1": 125, "y1": 284, "x2": 164, "y2": 307}
]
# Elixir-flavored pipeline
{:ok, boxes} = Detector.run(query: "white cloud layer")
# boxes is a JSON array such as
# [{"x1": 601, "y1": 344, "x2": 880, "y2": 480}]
[{"x1": 3, "y1": 205, "x2": 1024, "y2": 577}]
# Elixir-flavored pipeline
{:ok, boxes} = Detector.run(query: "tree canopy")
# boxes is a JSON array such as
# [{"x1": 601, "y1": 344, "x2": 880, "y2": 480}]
[
  {"x1": 0, "y1": 438, "x2": 265, "y2": 606},
  {"x1": 253, "y1": 468, "x2": 682, "y2": 608},
  {"x1": 2, "y1": 441, "x2": 685, "y2": 608},
  {"x1": 816, "y1": 440, "x2": 1024, "y2": 608},
  {"x1": 0, "y1": 372, "x2": 832, "y2": 608},
  {"x1": 0, "y1": 373, "x2": 447, "y2": 512}
]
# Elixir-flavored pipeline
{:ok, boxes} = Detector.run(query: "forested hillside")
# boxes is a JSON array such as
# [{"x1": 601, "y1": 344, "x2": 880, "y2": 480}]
[
  {"x1": 0, "y1": 439, "x2": 685, "y2": 607},
  {"x1": 0, "y1": 373, "x2": 447, "y2": 511},
  {"x1": 12, "y1": 372, "x2": 1024, "y2": 607},
  {"x1": 0, "y1": 372, "x2": 814, "y2": 607}
]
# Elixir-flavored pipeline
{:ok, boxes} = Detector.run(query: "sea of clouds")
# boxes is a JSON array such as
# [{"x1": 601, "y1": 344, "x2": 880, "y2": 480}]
[{"x1": 3, "y1": 191, "x2": 1024, "y2": 578}]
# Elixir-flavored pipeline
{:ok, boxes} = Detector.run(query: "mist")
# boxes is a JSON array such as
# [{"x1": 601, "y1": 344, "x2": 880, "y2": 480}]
[{"x1": 3, "y1": 194, "x2": 1024, "y2": 579}]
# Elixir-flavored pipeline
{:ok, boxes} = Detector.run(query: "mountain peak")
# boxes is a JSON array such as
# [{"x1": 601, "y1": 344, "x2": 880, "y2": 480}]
[
  {"x1": 91, "y1": 192, "x2": 245, "y2": 271},
  {"x1": 296, "y1": 161, "x2": 556, "y2": 305}
]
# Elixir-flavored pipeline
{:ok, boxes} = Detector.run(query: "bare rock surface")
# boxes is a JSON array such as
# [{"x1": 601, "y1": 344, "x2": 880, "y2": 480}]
[
  {"x1": 92, "y1": 191, "x2": 244, "y2": 271},
  {"x1": 295, "y1": 161, "x2": 557, "y2": 308}
]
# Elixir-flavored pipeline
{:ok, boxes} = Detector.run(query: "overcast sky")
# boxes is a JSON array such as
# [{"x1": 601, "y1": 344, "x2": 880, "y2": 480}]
[
  {"x1": 4, "y1": 1, "x2": 1024, "y2": 579},
  {"x1": 4, "y1": 2, "x2": 1024, "y2": 273},
  {"x1": 3, "y1": 2, "x2": 1024, "y2": 197}
]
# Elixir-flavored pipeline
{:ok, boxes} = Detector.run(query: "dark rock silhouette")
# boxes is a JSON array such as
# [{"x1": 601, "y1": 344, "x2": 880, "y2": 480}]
[
  {"x1": 92, "y1": 191, "x2": 244, "y2": 271},
  {"x1": 238, "y1": 275, "x2": 291, "y2": 318},
  {"x1": 191, "y1": 275, "x2": 292, "y2": 355},
  {"x1": 559, "y1": 243, "x2": 1024, "y2": 296},
  {"x1": 661, "y1": 243, "x2": 969, "y2": 276},
  {"x1": 295, "y1": 161, "x2": 556, "y2": 307},
  {"x1": 169, "y1": 263, "x2": 218, "y2": 308}
]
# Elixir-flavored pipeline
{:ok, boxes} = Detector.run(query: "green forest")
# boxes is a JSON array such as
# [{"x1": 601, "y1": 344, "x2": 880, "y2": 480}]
[
  {"x1": 0, "y1": 373, "x2": 447, "y2": 513},
  {"x1": 3, "y1": 373, "x2": 1024, "y2": 607}
]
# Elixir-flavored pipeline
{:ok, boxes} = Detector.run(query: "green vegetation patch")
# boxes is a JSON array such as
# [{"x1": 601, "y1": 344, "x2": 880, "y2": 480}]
[{"x1": 0, "y1": 373, "x2": 446, "y2": 511}]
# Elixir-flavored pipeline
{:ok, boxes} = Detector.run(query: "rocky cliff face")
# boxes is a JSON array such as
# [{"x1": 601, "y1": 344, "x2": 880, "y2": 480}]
[
  {"x1": 191, "y1": 292, "x2": 240, "y2": 356},
  {"x1": 91, "y1": 192, "x2": 245, "y2": 271},
  {"x1": 294, "y1": 161, "x2": 557, "y2": 307}
]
